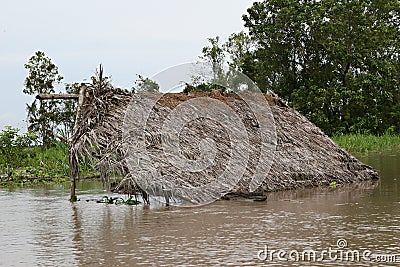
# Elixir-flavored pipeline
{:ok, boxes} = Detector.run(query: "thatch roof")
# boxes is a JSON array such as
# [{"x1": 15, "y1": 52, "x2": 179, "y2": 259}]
[{"x1": 69, "y1": 83, "x2": 379, "y2": 204}]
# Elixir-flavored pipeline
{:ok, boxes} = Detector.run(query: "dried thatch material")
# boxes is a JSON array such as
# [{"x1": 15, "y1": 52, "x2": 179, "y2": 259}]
[
  {"x1": 257, "y1": 102, "x2": 379, "y2": 193},
  {"x1": 70, "y1": 84, "x2": 131, "y2": 181},
  {"x1": 69, "y1": 83, "x2": 379, "y2": 202}
]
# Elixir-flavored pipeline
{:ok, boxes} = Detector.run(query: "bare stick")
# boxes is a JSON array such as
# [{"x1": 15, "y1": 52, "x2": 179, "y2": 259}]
[
  {"x1": 70, "y1": 84, "x2": 87, "y2": 200},
  {"x1": 36, "y1": 93, "x2": 79, "y2": 100}
]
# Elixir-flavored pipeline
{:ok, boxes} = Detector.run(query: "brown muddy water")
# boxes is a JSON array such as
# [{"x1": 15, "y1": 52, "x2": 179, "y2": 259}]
[{"x1": 0, "y1": 153, "x2": 399, "y2": 267}]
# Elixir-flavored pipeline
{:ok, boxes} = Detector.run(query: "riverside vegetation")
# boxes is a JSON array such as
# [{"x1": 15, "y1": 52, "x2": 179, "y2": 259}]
[
  {"x1": 332, "y1": 133, "x2": 400, "y2": 154},
  {"x1": 0, "y1": 126, "x2": 95, "y2": 187}
]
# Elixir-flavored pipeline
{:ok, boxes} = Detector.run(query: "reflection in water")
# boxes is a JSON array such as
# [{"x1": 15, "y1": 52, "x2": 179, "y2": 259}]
[
  {"x1": 0, "y1": 153, "x2": 399, "y2": 266},
  {"x1": 30, "y1": 190, "x2": 77, "y2": 267},
  {"x1": 71, "y1": 204, "x2": 83, "y2": 265}
]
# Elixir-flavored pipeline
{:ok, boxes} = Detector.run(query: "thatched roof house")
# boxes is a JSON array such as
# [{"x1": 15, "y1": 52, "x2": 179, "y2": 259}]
[{"x1": 69, "y1": 82, "x2": 378, "y2": 204}]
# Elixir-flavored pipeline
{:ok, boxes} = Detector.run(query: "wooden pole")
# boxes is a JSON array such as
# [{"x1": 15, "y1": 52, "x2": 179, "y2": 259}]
[
  {"x1": 36, "y1": 93, "x2": 79, "y2": 100},
  {"x1": 72, "y1": 86, "x2": 86, "y2": 134},
  {"x1": 69, "y1": 151, "x2": 78, "y2": 201},
  {"x1": 69, "y1": 84, "x2": 86, "y2": 201},
  {"x1": 34, "y1": 88, "x2": 85, "y2": 201}
]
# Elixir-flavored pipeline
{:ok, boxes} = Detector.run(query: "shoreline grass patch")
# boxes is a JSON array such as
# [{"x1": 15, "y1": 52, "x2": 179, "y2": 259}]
[{"x1": 332, "y1": 133, "x2": 400, "y2": 154}]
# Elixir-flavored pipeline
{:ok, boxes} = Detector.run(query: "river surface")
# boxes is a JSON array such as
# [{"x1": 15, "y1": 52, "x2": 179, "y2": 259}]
[{"x1": 0, "y1": 153, "x2": 399, "y2": 266}]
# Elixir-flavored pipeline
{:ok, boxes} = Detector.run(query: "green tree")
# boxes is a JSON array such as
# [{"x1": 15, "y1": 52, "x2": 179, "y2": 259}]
[
  {"x1": 0, "y1": 126, "x2": 37, "y2": 171},
  {"x1": 200, "y1": 36, "x2": 226, "y2": 81},
  {"x1": 134, "y1": 75, "x2": 159, "y2": 92},
  {"x1": 223, "y1": 31, "x2": 254, "y2": 72},
  {"x1": 24, "y1": 51, "x2": 63, "y2": 146},
  {"x1": 242, "y1": 0, "x2": 400, "y2": 135},
  {"x1": 59, "y1": 82, "x2": 80, "y2": 138},
  {"x1": 223, "y1": 31, "x2": 257, "y2": 92},
  {"x1": 197, "y1": 34, "x2": 260, "y2": 93}
]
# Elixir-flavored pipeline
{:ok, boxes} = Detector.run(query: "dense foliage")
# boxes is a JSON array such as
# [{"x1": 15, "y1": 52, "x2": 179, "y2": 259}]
[
  {"x1": 133, "y1": 74, "x2": 160, "y2": 92},
  {"x1": 24, "y1": 51, "x2": 81, "y2": 146},
  {"x1": 0, "y1": 126, "x2": 95, "y2": 186},
  {"x1": 241, "y1": 0, "x2": 400, "y2": 135},
  {"x1": 0, "y1": 127, "x2": 37, "y2": 170},
  {"x1": 24, "y1": 51, "x2": 63, "y2": 146}
]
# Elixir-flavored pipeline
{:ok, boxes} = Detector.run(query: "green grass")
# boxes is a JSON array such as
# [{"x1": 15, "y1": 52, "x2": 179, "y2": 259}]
[
  {"x1": 0, "y1": 142, "x2": 97, "y2": 187},
  {"x1": 332, "y1": 133, "x2": 400, "y2": 154}
]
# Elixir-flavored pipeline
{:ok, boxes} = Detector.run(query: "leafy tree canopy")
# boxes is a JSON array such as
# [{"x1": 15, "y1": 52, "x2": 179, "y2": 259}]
[
  {"x1": 242, "y1": 0, "x2": 400, "y2": 135},
  {"x1": 134, "y1": 75, "x2": 159, "y2": 93},
  {"x1": 24, "y1": 51, "x2": 63, "y2": 146}
]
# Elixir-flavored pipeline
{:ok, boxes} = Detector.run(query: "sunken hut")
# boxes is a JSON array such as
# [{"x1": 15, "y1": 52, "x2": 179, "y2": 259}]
[{"x1": 67, "y1": 81, "x2": 379, "y2": 204}]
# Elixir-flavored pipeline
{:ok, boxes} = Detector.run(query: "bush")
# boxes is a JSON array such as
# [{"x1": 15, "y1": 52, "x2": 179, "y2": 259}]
[{"x1": 0, "y1": 126, "x2": 37, "y2": 171}]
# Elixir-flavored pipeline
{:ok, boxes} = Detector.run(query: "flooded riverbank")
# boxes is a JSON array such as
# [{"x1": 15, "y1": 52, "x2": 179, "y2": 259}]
[{"x1": 0, "y1": 153, "x2": 399, "y2": 266}]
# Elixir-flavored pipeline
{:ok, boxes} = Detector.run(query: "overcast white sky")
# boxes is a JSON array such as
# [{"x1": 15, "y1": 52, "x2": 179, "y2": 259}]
[{"x1": 0, "y1": 0, "x2": 255, "y2": 130}]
